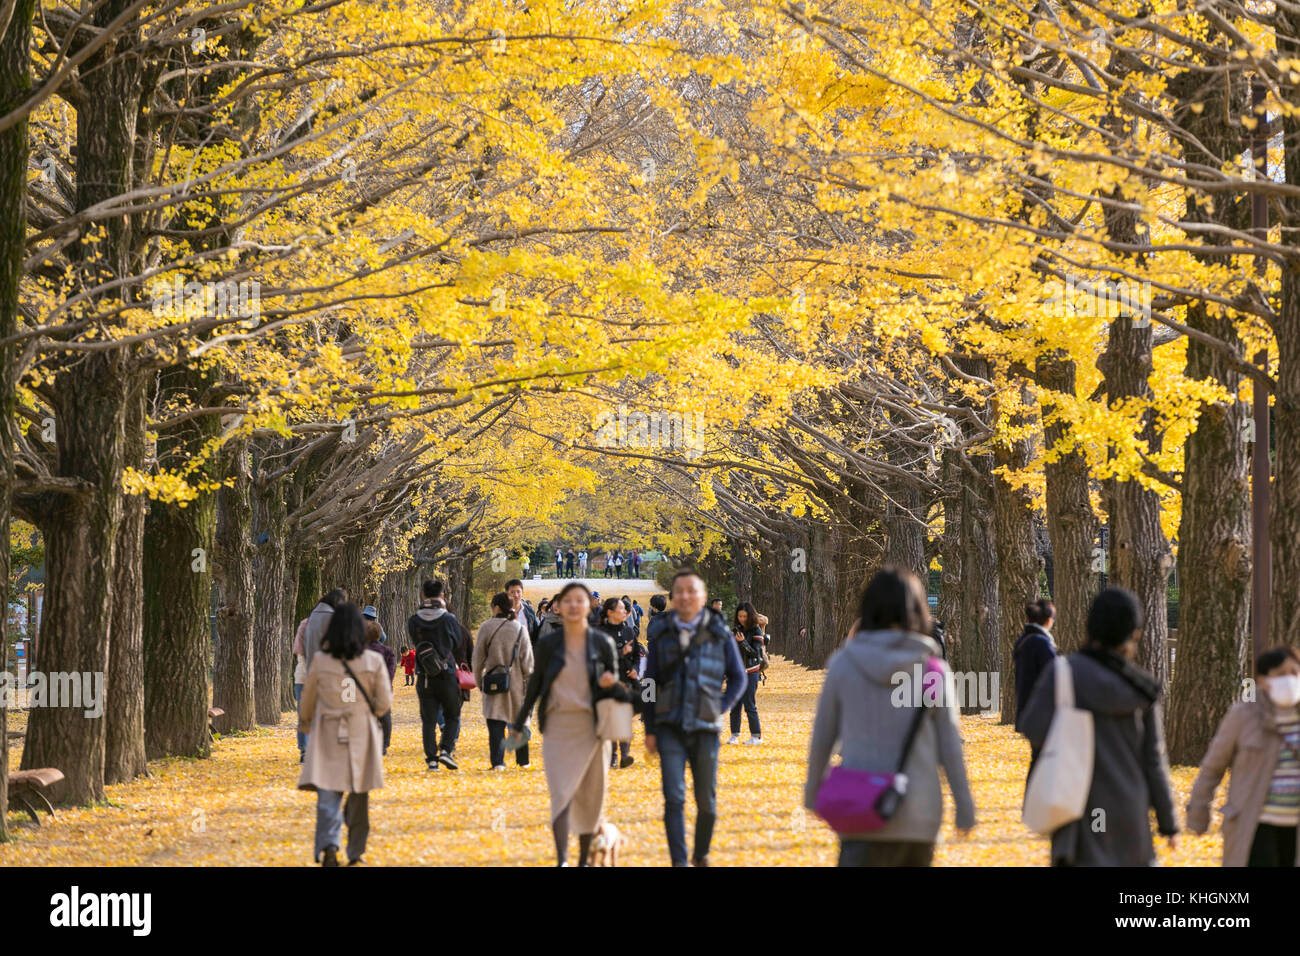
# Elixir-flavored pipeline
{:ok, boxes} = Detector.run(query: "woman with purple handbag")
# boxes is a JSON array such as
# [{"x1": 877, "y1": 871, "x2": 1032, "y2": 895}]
[{"x1": 804, "y1": 567, "x2": 976, "y2": 866}]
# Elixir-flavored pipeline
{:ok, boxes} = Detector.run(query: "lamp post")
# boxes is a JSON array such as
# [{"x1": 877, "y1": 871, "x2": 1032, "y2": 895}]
[{"x1": 1250, "y1": 78, "x2": 1271, "y2": 662}]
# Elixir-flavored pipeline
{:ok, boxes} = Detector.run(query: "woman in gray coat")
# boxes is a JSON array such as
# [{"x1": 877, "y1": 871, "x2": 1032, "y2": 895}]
[
  {"x1": 805, "y1": 567, "x2": 976, "y2": 866},
  {"x1": 1020, "y1": 587, "x2": 1178, "y2": 866},
  {"x1": 473, "y1": 592, "x2": 535, "y2": 770}
]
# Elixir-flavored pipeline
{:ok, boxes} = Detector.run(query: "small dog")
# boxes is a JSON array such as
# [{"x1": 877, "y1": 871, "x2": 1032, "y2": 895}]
[{"x1": 588, "y1": 821, "x2": 626, "y2": 867}]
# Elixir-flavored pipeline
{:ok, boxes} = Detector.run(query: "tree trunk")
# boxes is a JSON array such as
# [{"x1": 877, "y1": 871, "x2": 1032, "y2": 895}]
[
  {"x1": 732, "y1": 541, "x2": 754, "y2": 601},
  {"x1": 1101, "y1": 314, "x2": 1173, "y2": 689},
  {"x1": 379, "y1": 568, "x2": 407, "y2": 655},
  {"x1": 1036, "y1": 354, "x2": 1102, "y2": 654},
  {"x1": 322, "y1": 533, "x2": 366, "y2": 605},
  {"x1": 20, "y1": 360, "x2": 128, "y2": 803},
  {"x1": 960, "y1": 449, "x2": 1000, "y2": 698},
  {"x1": 105, "y1": 378, "x2": 147, "y2": 784},
  {"x1": 0, "y1": 0, "x2": 37, "y2": 836},
  {"x1": 455, "y1": 551, "x2": 475, "y2": 625},
  {"x1": 937, "y1": 455, "x2": 965, "y2": 666},
  {"x1": 1168, "y1": 321, "x2": 1251, "y2": 762},
  {"x1": 753, "y1": 544, "x2": 785, "y2": 650},
  {"x1": 252, "y1": 463, "x2": 287, "y2": 724},
  {"x1": 779, "y1": 528, "x2": 810, "y2": 665},
  {"x1": 993, "y1": 388, "x2": 1041, "y2": 723},
  {"x1": 280, "y1": 551, "x2": 303, "y2": 711},
  {"x1": 294, "y1": 553, "x2": 322, "y2": 627},
  {"x1": 143, "y1": 370, "x2": 219, "y2": 759},
  {"x1": 1156, "y1": 58, "x2": 1253, "y2": 763},
  {"x1": 21, "y1": 0, "x2": 141, "y2": 806},
  {"x1": 807, "y1": 520, "x2": 841, "y2": 665},
  {"x1": 213, "y1": 440, "x2": 256, "y2": 733},
  {"x1": 883, "y1": 478, "x2": 927, "y2": 581}
]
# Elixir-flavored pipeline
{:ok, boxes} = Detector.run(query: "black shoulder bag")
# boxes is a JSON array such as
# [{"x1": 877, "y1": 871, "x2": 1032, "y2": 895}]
[{"x1": 482, "y1": 620, "x2": 522, "y2": 695}]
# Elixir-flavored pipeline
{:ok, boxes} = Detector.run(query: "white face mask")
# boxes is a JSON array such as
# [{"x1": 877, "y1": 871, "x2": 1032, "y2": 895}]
[{"x1": 1268, "y1": 675, "x2": 1300, "y2": 708}]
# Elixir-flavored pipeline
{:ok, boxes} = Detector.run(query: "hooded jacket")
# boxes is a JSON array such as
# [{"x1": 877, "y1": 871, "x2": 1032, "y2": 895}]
[
  {"x1": 406, "y1": 605, "x2": 460, "y2": 676},
  {"x1": 804, "y1": 628, "x2": 976, "y2": 843},
  {"x1": 1020, "y1": 648, "x2": 1178, "y2": 865},
  {"x1": 303, "y1": 602, "x2": 335, "y2": 675}
]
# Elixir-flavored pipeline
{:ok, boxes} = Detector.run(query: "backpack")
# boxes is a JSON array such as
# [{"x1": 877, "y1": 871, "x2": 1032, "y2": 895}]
[{"x1": 412, "y1": 614, "x2": 454, "y2": 679}]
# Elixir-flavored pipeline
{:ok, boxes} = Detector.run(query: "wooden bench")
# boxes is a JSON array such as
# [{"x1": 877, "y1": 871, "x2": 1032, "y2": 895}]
[
  {"x1": 9, "y1": 768, "x2": 64, "y2": 825},
  {"x1": 208, "y1": 706, "x2": 225, "y2": 735}
]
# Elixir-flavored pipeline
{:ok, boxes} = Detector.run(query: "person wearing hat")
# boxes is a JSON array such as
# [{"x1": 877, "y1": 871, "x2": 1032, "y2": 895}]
[{"x1": 361, "y1": 605, "x2": 388, "y2": 645}]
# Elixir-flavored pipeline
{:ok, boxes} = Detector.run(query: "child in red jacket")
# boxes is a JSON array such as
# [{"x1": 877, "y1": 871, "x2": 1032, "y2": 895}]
[{"x1": 400, "y1": 646, "x2": 416, "y2": 686}]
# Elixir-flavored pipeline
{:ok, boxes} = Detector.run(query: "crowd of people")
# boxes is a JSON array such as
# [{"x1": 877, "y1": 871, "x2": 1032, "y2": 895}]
[
  {"x1": 290, "y1": 562, "x2": 1298, "y2": 868},
  {"x1": 549, "y1": 546, "x2": 643, "y2": 578}
]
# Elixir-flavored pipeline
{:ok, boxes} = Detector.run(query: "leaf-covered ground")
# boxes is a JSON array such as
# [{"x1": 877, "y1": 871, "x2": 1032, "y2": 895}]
[{"x1": 2, "y1": 656, "x2": 1223, "y2": 866}]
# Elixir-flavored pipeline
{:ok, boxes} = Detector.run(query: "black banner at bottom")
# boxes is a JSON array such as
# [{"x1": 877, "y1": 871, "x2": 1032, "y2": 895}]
[{"x1": 0, "y1": 863, "x2": 1282, "y2": 942}]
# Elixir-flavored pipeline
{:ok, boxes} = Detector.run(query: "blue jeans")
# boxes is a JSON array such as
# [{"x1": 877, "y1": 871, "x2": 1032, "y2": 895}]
[
  {"x1": 294, "y1": 683, "x2": 305, "y2": 753},
  {"x1": 656, "y1": 725, "x2": 720, "y2": 865},
  {"x1": 314, "y1": 790, "x2": 370, "y2": 862},
  {"x1": 729, "y1": 672, "x2": 761, "y2": 736}
]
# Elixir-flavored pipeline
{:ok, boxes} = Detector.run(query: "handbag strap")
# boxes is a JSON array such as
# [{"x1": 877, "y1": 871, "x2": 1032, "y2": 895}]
[
  {"x1": 482, "y1": 618, "x2": 510, "y2": 664},
  {"x1": 1054, "y1": 655, "x2": 1074, "y2": 710},
  {"x1": 894, "y1": 656, "x2": 940, "y2": 774},
  {"x1": 340, "y1": 658, "x2": 379, "y2": 718}
]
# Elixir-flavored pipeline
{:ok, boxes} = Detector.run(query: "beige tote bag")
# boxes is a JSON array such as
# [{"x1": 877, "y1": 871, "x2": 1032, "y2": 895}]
[
  {"x1": 595, "y1": 698, "x2": 634, "y2": 742},
  {"x1": 1022, "y1": 655, "x2": 1094, "y2": 836}
]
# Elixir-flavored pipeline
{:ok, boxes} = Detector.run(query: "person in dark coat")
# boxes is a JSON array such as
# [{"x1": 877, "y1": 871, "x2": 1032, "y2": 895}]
[
  {"x1": 1020, "y1": 587, "x2": 1179, "y2": 866},
  {"x1": 597, "y1": 596, "x2": 640, "y2": 769},
  {"x1": 1013, "y1": 599, "x2": 1057, "y2": 738}
]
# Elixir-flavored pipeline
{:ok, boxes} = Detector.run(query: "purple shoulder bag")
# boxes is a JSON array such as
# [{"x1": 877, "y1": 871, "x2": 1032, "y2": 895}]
[{"x1": 814, "y1": 655, "x2": 943, "y2": 834}]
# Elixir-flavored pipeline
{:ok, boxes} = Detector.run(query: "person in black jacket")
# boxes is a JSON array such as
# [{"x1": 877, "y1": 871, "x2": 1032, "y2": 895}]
[
  {"x1": 646, "y1": 593, "x2": 668, "y2": 630},
  {"x1": 726, "y1": 602, "x2": 766, "y2": 746},
  {"x1": 598, "y1": 596, "x2": 640, "y2": 769},
  {"x1": 1013, "y1": 598, "x2": 1057, "y2": 742},
  {"x1": 407, "y1": 579, "x2": 464, "y2": 771},
  {"x1": 509, "y1": 582, "x2": 630, "y2": 866}
]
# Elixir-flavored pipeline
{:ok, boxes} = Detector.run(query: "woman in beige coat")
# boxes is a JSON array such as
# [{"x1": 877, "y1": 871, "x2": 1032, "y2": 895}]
[
  {"x1": 473, "y1": 592, "x2": 534, "y2": 770},
  {"x1": 1187, "y1": 646, "x2": 1300, "y2": 866},
  {"x1": 298, "y1": 603, "x2": 392, "y2": 866},
  {"x1": 508, "y1": 582, "x2": 628, "y2": 866}
]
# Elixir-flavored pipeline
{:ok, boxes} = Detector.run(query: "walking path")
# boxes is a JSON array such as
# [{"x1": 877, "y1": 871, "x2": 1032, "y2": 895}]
[{"x1": 2, "y1": 654, "x2": 1223, "y2": 865}]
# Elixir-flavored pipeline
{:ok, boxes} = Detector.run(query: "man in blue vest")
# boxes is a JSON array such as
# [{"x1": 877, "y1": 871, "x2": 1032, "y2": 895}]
[{"x1": 644, "y1": 568, "x2": 747, "y2": 866}]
